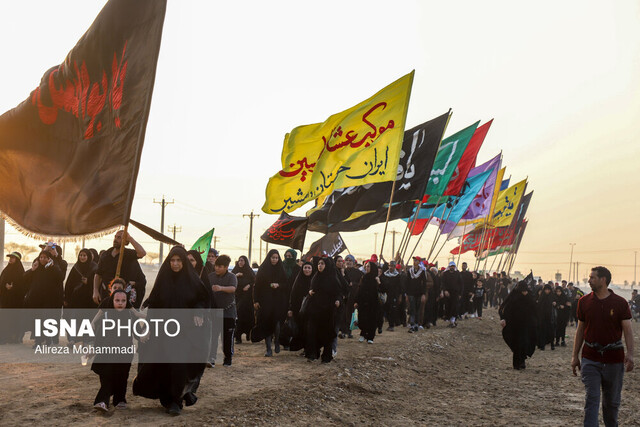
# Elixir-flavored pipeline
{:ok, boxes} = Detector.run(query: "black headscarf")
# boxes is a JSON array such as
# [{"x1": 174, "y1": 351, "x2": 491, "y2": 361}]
[
  {"x1": 255, "y1": 249, "x2": 287, "y2": 288},
  {"x1": 0, "y1": 256, "x2": 25, "y2": 287},
  {"x1": 309, "y1": 257, "x2": 340, "y2": 312},
  {"x1": 290, "y1": 261, "x2": 314, "y2": 314},
  {"x1": 232, "y1": 255, "x2": 255, "y2": 280},
  {"x1": 145, "y1": 246, "x2": 209, "y2": 309},
  {"x1": 0, "y1": 256, "x2": 25, "y2": 307},
  {"x1": 74, "y1": 248, "x2": 97, "y2": 276}
]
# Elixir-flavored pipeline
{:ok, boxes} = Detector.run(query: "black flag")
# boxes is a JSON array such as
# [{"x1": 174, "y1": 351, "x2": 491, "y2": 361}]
[
  {"x1": 307, "y1": 112, "x2": 449, "y2": 233},
  {"x1": 304, "y1": 233, "x2": 348, "y2": 259},
  {"x1": 0, "y1": 0, "x2": 166, "y2": 237},
  {"x1": 261, "y1": 212, "x2": 308, "y2": 251}
]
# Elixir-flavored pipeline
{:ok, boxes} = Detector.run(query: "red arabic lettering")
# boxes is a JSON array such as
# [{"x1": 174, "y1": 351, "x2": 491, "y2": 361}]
[
  {"x1": 267, "y1": 219, "x2": 296, "y2": 241},
  {"x1": 278, "y1": 157, "x2": 316, "y2": 182},
  {"x1": 30, "y1": 42, "x2": 129, "y2": 140},
  {"x1": 321, "y1": 102, "x2": 394, "y2": 154}
]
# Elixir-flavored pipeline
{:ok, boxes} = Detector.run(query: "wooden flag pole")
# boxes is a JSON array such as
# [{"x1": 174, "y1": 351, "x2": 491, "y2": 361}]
[
  {"x1": 456, "y1": 222, "x2": 468, "y2": 267},
  {"x1": 400, "y1": 198, "x2": 429, "y2": 261},
  {"x1": 426, "y1": 197, "x2": 457, "y2": 262},
  {"x1": 378, "y1": 179, "x2": 398, "y2": 260},
  {"x1": 115, "y1": 224, "x2": 129, "y2": 279}
]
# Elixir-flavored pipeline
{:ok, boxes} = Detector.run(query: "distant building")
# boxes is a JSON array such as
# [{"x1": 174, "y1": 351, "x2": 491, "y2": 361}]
[
  {"x1": 512, "y1": 271, "x2": 524, "y2": 281},
  {"x1": 555, "y1": 271, "x2": 562, "y2": 282}
]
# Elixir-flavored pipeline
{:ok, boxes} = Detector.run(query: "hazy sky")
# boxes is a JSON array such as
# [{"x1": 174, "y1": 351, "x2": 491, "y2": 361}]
[{"x1": 1, "y1": 1, "x2": 639, "y2": 283}]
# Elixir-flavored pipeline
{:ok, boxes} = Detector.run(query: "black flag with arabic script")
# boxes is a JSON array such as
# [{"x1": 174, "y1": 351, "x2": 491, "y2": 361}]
[
  {"x1": 304, "y1": 232, "x2": 348, "y2": 260},
  {"x1": 0, "y1": 0, "x2": 166, "y2": 237},
  {"x1": 261, "y1": 212, "x2": 308, "y2": 251},
  {"x1": 307, "y1": 112, "x2": 449, "y2": 233}
]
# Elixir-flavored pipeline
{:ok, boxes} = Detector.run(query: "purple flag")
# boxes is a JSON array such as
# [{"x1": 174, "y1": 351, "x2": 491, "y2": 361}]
[{"x1": 461, "y1": 154, "x2": 502, "y2": 221}]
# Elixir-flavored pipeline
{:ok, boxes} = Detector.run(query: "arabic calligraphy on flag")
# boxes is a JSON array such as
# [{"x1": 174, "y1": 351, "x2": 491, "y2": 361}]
[
  {"x1": 262, "y1": 71, "x2": 414, "y2": 214},
  {"x1": 260, "y1": 212, "x2": 308, "y2": 251},
  {"x1": 491, "y1": 179, "x2": 527, "y2": 227}
]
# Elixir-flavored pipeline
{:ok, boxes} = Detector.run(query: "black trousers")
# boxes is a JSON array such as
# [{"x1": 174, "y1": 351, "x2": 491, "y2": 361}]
[
  {"x1": 94, "y1": 363, "x2": 131, "y2": 406},
  {"x1": 473, "y1": 298, "x2": 483, "y2": 317},
  {"x1": 211, "y1": 318, "x2": 236, "y2": 362}
]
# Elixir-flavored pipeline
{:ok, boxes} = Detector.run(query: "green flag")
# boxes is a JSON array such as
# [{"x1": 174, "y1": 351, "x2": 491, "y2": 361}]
[
  {"x1": 424, "y1": 121, "x2": 479, "y2": 196},
  {"x1": 191, "y1": 228, "x2": 214, "y2": 264}
]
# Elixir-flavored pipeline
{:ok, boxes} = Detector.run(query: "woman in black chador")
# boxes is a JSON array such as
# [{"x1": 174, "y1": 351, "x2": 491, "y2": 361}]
[
  {"x1": 253, "y1": 249, "x2": 288, "y2": 356},
  {"x1": 132, "y1": 246, "x2": 210, "y2": 416},
  {"x1": 0, "y1": 252, "x2": 26, "y2": 343},
  {"x1": 233, "y1": 255, "x2": 256, "y2": 344},
  {"x1": 536, "y1": 283, "x2": 556, "y2": 351},
  {"x1": 354, "y1": 261, "x2": 380, "y2": 344},
  {"x1": 553, "y1": 286, "x2": 570, "y2": 347},
  {"x1": 499, "y1": 281, "x2": 537, "y2": 370},
  {"x1": 64, "y1": 249, "x2": 98, "y2": 309},
  {"x1": 305, "y1": 258, "x2": 340, "y2": 363},
  {"x1": 287, "y1": 261, "x2": 313, "y2": 352}
]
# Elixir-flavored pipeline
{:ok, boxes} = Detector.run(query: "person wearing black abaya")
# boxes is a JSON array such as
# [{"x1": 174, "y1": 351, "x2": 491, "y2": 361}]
[
  {"x1": 65, "y1": 249, "x2": 98, "y2": 309},
  {"x1": 354, "y1": 261, "x2": 380, "y2": 344},
  {"x1": 0, "y1": 252, "x2": 26, "y2": 343},
  {"x1": 287, "y1": 261, "x2": 313, "y2": 352},
  {"x1": 132, "y1": 246, "x2": 210, "y2": 416},
  {"x1": 232, "y1": 256, "x2": 256, "y2": 344},
  {"x1": 344, "y1": 255, "x2": 363, "y2": 339},
  {"x1": 553, "y1": 286, "x2": 570, "y2": 347},
  {"x1": 536, "y1": 283, "x2": 556, "y2": 351},
  {"x1": 91, "y1": 289, "x2": 134, "y2": 411},
  {"x1": 305, "y1": 258, "x2": 340, "y2": 363},
  {"x1": 253, "y1": 249, "x2": 288, "y2": 356},
  {"x1": 23, "y1": 251, "x2": 64, "y2": 346},
  {"x1": 499, "y1": 281, "x2": 537, "y2": 370}
]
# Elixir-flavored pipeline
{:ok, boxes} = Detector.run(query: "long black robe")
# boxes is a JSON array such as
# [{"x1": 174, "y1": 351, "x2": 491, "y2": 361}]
[
  {"x1": 554, "y1": 288, "x2": 570, "y2": 342},
  {"x1": 500, "y1": 283, "x2": 537, "y2": 369},
  {"x1": 253, "y1": 249, "x2": 287, "y2": 340},
  {"x1": 23, "y1": 261, "x2": 64, "y2": 309},
  {"x1": 232, "y1": 255, "x2": 256, "y2": 339},
  {"x1": 287, "y1": 262, "x2": 313, "y2": 351},
  {"x1": 536, "y1": 285, "x2": 556, "y2": 348},
  {"x1": 0, "y1": 259, "x2": 26, "y2": 343},
  {"x1": 305, "y1": 258, "x2": 340, "y2": 361},
  {"x1": 355, "y1": 263, "x2": 380, "y2": 341},
  {"x1": 132, "y1": 246, "x2": 210, "y2": 410},
  {"x1": 380, "y1": 269, "x2": 405, "y2": 327},
  {"x1": 64, "y1": 249, "x2": 98, "y2": 309}
]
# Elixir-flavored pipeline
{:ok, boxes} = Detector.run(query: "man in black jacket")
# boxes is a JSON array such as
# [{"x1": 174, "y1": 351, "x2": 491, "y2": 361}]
[{"x1": 441, "y1": 261, "x2": 463, "y2": 327}]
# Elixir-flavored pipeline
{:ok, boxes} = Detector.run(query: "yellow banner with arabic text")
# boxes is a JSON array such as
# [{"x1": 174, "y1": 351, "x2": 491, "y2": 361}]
[
  {"x1": 262, "y1": 71, "x2": 414, "y2": 214},
  {"x1": 491, "y1": 178, "x2": 527, "y2": 228}
]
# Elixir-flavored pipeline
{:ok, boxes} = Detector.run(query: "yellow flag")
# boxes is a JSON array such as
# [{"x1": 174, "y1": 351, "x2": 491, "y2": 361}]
[
  {"x1": 262, "y1": 71, "x2": 414, "y2": 214},
  {"x1": 491, "y1": 178, "x2": 527, "y2": 227}
]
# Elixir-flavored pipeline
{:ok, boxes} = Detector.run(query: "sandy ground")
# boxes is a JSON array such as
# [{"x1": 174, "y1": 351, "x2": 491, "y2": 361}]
[{"x1": 0, "y1": 308, "x2": 637, "y2": 426}]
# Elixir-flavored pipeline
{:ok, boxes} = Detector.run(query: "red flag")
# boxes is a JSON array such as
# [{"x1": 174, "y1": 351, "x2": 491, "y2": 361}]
[
  {"x1": 443, "y1": 120, "x2": 493, "y2": 196},
  {"x1": 0, "y1": 0, "x2": 166, "y2": 237},
  {"x1": 450, "y1": 225, "x2": 515, "y2": 255}
]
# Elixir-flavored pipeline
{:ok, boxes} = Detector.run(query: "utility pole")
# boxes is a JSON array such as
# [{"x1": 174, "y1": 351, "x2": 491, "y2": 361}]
[
  {"x1": 82, "y1": 238, "x2": 86, "y2": 249},
  {"x1": 167, "y1": 224, "x2": 182, "y2": 241},
  {"x1": 575, "y1": 261, "x2": 580, "y2": 284},
  {"x1": 568, "y1": 243, "x2": 575, "y2": 282},
  {"x1": 374, "y1": 233, "x2": 379, "y2": 254},
  {"x1": 212, "y1": 236, "x2": 220, "y2": 249},
  {"x1": 389, "y1": 229, "x2": 401, "y2": 260},
  {"x1": 634, "y1": 251, "x2": 637, "y2": 289},
  {"x1": 259, "y1": 239, "x2": 263, "y2": 265},
  {"x1": 153, "y1": 195, "x2": 174, "y2": 264},
  {"x1": 243, "y1": 210, "x2": 259, "y2": 265}
]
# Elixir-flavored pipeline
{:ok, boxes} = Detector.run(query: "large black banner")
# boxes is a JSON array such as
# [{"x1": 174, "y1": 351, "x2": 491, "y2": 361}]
[
  {"x1": 304, "y1": 233, "x2": 348, "y2": 259},
  {"x1": 307, "y1": 111, "x2": 449, "y2": 233},
  {"x1": 261, "y1": 212, "x2": 308, "y2": 251},
  {"x1": 0, "y1": 0, "x2": 166, "y2": 236}
]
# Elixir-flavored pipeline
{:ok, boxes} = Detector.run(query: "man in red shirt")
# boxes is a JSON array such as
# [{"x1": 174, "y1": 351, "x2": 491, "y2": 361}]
[{"x1": 571, "y1": 266, "x2": 634, "y2": 427}]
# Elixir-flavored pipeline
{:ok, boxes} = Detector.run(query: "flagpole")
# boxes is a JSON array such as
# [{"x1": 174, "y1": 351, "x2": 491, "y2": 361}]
[
  {"x1": 456, "y1": 222, "x2": 467, "y2": 266},
  {"x1": 400, "y1": 198, "x2": 429, "y2": 262},
  {"x1": 407, "y1": 196, "x2": 443, "y2": 261},
  {"x1": 426, "y1": 198, "x2": 457, "y2": 262},
  {"x1": 378, "y1": 179, "x2": 398, "y2": 261}
]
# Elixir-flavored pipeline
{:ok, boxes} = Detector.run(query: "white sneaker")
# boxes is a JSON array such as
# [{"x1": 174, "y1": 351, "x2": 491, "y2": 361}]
[
  {"x1": 418, "y1": 325, "x2": 424, "y2": 330},
  {"x1": 94, "y1": 402, "x2": 108, "y2": 412},
  {"x1": 332, "y1": 350, "x2": 337, "y2": 358},
  {"x1": 359, "y1": 336, "x2": 365, "y2": 342},
  {"x1": 367, "y1": 340, "x2": 374, "y2": 344}
]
